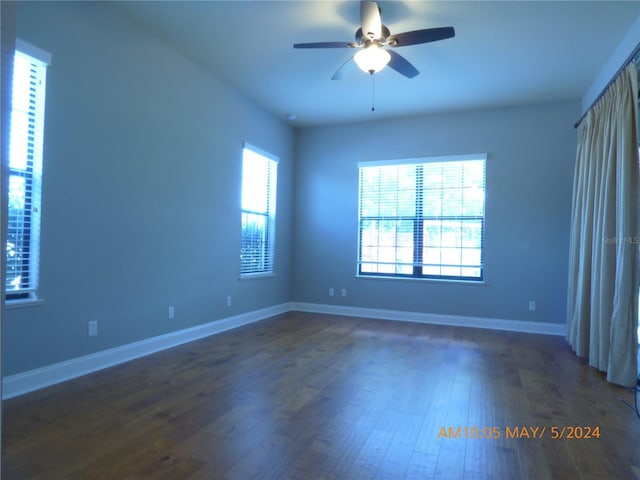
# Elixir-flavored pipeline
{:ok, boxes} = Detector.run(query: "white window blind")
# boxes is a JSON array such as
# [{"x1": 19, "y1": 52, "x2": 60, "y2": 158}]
[
  {"x1": 6, "y1": 42, "x2": 50, "y2": 300},
  {"x1": 358, "y1": 155, "x2": 486, "y2": 281},
  {"x1": 240, "y1": 143, "x2": 278, "y2": 276}
]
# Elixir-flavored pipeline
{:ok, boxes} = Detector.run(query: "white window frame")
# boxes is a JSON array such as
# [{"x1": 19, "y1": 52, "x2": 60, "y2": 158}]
[
  {"x1": 357, "y1": 154, "x2": 486, "y2": 282},
  {"x1": 240, "y1": 142, "x2": 278, "y2": 278},
  {"x1": 6, "y1": 40, "x2": 50, "y2": 303}
]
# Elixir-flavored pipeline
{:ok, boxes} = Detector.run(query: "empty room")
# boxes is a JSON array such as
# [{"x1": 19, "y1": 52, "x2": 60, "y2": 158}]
[{"x1": 1, "y1": 1, "x2": 640, "y2": 478}]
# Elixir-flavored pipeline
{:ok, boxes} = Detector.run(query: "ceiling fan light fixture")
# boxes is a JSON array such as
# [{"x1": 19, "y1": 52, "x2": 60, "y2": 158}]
[{"x1": 354, "y1": 44, "x2": 390, "y2": 74}]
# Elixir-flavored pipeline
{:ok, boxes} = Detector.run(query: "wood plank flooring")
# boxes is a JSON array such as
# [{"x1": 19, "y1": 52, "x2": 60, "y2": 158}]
[{"x1": 3, "y1": 311, "x2": 640, "y2": 479}]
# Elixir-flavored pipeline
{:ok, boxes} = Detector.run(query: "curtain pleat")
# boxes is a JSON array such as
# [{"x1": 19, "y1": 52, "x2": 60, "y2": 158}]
[{"x1": 567, "y1": 63, "x2": 639, "y2": 387}]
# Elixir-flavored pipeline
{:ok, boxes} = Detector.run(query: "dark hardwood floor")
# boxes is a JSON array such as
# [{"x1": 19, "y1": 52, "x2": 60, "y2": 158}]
[{"x1": 3, "y1": 311, "x2": 640, "y2": 479}]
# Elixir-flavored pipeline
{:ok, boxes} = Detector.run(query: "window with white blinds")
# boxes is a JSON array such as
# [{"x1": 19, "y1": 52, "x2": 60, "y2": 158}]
[
  {"x1": 240, "y1": 143, "x2": 278, "y2": 276},
  {"x1": 358, "y1": 154, "x2": 486, "y2": 281},
  {"x1": 6, "y1": 41, "x2": 50, "y2": 301}
]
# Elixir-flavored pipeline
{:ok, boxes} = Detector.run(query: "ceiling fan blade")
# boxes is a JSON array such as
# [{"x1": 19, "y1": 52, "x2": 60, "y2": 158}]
[
  {"x1": 360, "y1": 1, "x2": 382, "y2": 40},
  {"x1": 331, "y1": 56, "x2": 356, "y2": 80},
  {"x1": 294, "y1": 42, "x2": 356, "y2": 49},
  {"x1": 387, "y1": 50, "x2": 419, "y2": 78},
  {"x1": 387, "y1": 27, "x2": 455, "y2": 47}
]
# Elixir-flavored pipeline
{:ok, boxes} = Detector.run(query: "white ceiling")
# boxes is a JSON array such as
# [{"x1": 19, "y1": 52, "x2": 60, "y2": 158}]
[{"x1": 112, "y1": 1, "x2": 639, "y2": 127}]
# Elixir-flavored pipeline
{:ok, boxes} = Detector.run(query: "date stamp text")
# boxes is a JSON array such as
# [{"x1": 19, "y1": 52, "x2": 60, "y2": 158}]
[{"x1": 437, "y1": 426, "x2": 601, "y2": 440}]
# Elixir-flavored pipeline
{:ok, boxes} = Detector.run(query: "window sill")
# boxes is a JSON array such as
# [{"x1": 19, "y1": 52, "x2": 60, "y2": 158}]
[
  {"x1": 240, "y1": 272, "x2": 276, "y2": 280},
  {"x1": 356, "y1": 275, "x2": 485, "y2": 286},
  {"x1": 5, "y1": 297, "x2": 45, "y2": 309}
]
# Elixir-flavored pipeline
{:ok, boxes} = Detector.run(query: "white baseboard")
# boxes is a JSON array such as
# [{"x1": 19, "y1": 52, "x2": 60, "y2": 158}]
[
  {"x1": 290, "y1": 302, "x2": 566, "y2": 336},
  {"x1": 3, "y1": 301, "x2": 565, "y2": 399},
  {"x1": 2, "y1": 303, "x2": 290, "y2": 400}
]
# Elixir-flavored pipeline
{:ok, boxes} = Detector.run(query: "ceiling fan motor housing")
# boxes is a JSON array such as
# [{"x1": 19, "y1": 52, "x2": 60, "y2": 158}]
[{"x1": 356, "y1": 25, "x2": 391, "y2": 45}]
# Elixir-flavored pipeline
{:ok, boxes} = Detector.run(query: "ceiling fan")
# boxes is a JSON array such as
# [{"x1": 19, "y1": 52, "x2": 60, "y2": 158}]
[{"x1": 293, "y1": 1, "x2": 455, "y2": 80}]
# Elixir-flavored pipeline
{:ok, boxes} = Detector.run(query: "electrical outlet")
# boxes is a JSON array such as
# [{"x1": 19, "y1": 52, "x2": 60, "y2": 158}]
[
  {"x1": 528, "y1": 301, "x2": 536, "y2": 312},
  {"x1": 227, "y1": 296, "x2": 232, "y2": 307},
  {"x1": 88, "y1": 320, "x2": 98, "y2": 337},
  {"x1": 329, "y1": 288, "x2": 335, "y2": 297},
  {"x1": 341, "y1": 288, "x2": 347, "y2": 297},
  {"x1": 168, "y1": 306, "x2": 175, "y2": 319}
]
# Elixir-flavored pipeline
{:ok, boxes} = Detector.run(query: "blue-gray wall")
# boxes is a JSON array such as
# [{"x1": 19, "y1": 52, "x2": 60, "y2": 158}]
[
  {"x1": 4, "y1": 1, "x2": 294, "y2": 376},
  {"x1": 291, "y1": 102, "x2": 578, "y2": 325}
]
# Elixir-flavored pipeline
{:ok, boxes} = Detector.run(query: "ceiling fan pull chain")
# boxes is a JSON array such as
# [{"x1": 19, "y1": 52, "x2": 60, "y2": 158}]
[{"x1": 371, "y1": 73, "x2": 375, "y2": 111}]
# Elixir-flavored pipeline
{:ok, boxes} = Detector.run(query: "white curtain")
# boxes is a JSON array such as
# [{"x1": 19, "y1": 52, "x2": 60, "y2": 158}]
[{"x1": 567, "y1": 62, "x2": 639, "y2": 387}]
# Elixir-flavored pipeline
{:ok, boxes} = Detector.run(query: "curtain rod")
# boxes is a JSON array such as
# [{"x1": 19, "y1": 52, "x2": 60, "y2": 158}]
[{"x1": 574, "y1": 42, "x2": 640, "y2": 129}]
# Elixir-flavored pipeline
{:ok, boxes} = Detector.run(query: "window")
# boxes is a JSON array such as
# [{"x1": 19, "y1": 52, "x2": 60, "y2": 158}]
[
  {"x1": 240, "y1": 143, "x2": 278, "y2": 276},
  {"x1": 6, "y1": 41, "x2": 50, "y2": 301},
  {"x1": 358, "y1": 154, "x2": 486, "y2": 281}
]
